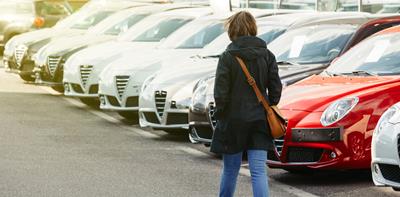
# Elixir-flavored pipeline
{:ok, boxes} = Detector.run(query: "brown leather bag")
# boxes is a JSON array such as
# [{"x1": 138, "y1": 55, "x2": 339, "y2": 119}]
[{"x1": 235, "y1": 56, "x2": 287, "y2": 139}]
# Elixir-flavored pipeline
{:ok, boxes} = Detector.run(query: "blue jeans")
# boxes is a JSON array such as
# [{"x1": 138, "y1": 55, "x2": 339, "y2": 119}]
[{"x1": 219, "y1": 150, "x2": 269, "y2": 197}]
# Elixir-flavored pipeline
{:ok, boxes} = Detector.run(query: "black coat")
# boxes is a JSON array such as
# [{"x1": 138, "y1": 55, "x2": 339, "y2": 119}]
[{"x1": 210, "y1": 36, "x2": 282, "y2": 154}]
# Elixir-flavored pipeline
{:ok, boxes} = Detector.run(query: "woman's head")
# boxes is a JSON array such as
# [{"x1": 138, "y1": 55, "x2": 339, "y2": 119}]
[{"x1": 225, "y1": 11, "x2": 257, "y2": 41}]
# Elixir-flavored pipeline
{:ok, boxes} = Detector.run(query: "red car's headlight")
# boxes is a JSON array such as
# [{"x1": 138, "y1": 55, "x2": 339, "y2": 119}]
[{"x1": 320, "y1": 97, "x2": 359, "y2": 126}]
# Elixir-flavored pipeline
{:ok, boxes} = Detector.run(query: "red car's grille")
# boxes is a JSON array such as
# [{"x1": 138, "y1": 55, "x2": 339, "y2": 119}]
[
  {"x1": 398, "y1": 135, "x2": 400, "y2": 160},
  {"x1": 379, "y1": 164, "x2": 400, "y2": 183},
  {"x1": 287, "y1": 147, "x2": 323, "y2": 163}
]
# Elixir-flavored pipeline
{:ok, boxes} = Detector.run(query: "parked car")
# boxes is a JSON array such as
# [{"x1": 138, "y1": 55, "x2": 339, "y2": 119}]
[
  {"x1": 136, "y1": 12, "x2": 336, "y2": 132},
  {"x1": 35, "y1": 5, "x2": 206, "y2": 92},
  {"x1": 3, "y1": 0, "x2": 145, "y2": 81},
  {"x1": 267, "y1": 25, "x2": 400, "y2": 171},
  {"x1": 0, "y1": 0, "x2": 88, "y2": 53},
  {"x1": 97, "y1": 9, "x2": 301, "y2": 120},
  {"x1": 188, "y1": 13, "x2": 400, "y2": 145},
  {"x1": 63, "y1": 4, "x2": 211, "y2": 106},
  {"x1": 371, "y1": 102, "x2": 400, "y2": 191}
]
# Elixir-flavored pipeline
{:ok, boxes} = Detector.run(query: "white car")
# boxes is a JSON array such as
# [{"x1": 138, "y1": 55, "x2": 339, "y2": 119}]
[
  {"x1": 36, "y1": 5, "x2": 208, "y2": 91},
  {"x1": 63, "y1": 7, "x2": 212, "y2": 106},
  {"x1": 372, "y1": 103, "x2": 400, "y2": 191},
  {"x1": 96, "y1": 13, "x2": 230, "y2": 119},
  {"x1": 4, "y1": 0, "x2": 144, "y2": 82}
]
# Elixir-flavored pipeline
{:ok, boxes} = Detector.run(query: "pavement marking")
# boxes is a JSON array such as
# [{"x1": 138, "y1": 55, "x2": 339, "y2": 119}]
[
  {"x1": 239, "y1": 168, "x2": 320, "y2": 197},
  {"x1": 40, "y1": 85, "x2": 321, "y2": 197}
]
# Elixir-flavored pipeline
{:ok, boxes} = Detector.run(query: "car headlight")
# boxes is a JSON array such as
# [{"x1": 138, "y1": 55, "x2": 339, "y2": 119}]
[
  {"x1": 320, "y1": 97, "x2": 359, "y2": 126},
  {"x1": 375, "y1": 105, "x2": 399, "y2": 134},
  {"x1": 141, "y1": 74, "x2": 157, "y2": 93},
  {"x1": 191, "y1": 80, "x2": 208, "y2": 111}
]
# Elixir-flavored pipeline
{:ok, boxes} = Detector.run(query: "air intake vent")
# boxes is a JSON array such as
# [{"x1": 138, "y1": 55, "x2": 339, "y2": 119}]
[
  {"x1": 47, "y1": 56, "x2": 62, "y2": 75},
  {"x1": 208, "y1": 102, "x2": 216, "y2": 130},
  {"x1": 80, "y1": 65, "x2": 93, "y2": 87},
  {"x1": 274, "y1": 137, "x2": 285, "y2": 156},
  {"x1": 115, "y1": 76, "x2": 130, "y2": 99},
  {"x1": 398, "y1": 135, "x2": 400, "y2": 160},
  {"x1": 155, "y1": 91, "x2": 167, "y2": 117}
]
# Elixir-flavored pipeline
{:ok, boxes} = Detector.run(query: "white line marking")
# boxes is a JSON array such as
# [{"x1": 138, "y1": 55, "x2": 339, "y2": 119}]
[
  {"x1": 240, "y1": 168, "x2": 320, "y2": 197},
  {"x1": 39, "y1": 86, "x2": 160, "y2": 139},
  {"x1": 40, "y1": 85, "x2": 320, "y2": 197}
]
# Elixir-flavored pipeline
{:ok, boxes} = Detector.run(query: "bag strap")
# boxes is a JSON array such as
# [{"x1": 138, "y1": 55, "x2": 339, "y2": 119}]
[{"x1": 235, "y1": 56, "x2": 272, "y2": 112}]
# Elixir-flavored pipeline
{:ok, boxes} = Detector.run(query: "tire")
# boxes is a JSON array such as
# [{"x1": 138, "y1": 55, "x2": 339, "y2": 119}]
[
  {"x1": 393, "y1": 187, "x2": 400, "y2": 191},
  {"x1": 79, "y1": 98, "x2": 100, "y2": 108},
  {"x1": 51, "y1": 85, "x2": 64, "y2": 93},
  {"x1": 117, "y1": 111, "x2": 139, "y2": 123},
  {"x1": 19, "y1": 73, "x2": 35, "y2": 82}
]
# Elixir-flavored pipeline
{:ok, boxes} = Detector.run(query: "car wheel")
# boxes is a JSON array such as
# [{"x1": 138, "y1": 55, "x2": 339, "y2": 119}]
[
  {"x1": 51, "y1": 85, "x2": 64, "y2": 93},
  {"x1": 19, "y1": 73, "x2": 35, "y2": 82},
  {"x1": 79, "y1": 98, "x2": 100, "y2": 108},
  {"x1": 393, "y1": 187, "x2": 400, "y2": 191},
  {"x1": 117, "y1": 111, "x2": 139, "y2": 122}
]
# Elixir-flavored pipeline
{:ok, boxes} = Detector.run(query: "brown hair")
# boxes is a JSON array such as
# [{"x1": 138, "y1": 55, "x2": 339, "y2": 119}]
[{"x1": 225, "y1": 11, "x2": 257, "y2": 41}]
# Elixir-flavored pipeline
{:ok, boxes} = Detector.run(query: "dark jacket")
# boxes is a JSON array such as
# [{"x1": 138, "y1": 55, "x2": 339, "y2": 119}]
[{"x1": 210, "y1": 36, "x2": 282, "y2": 154}]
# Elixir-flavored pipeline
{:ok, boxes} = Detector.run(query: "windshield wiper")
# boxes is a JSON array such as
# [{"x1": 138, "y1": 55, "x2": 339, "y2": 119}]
[
  {"x1": 276, "y1": 60, "x2": 300, "y2": 66},
  {"x1": 351, "y1": 70, "x2": 377, "y2": 76}
]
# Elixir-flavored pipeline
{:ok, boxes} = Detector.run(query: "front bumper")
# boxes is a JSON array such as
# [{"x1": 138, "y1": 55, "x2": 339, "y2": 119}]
[
  {"x1": 188, "y1": 102, "x2": 215, "y2": 144},
  {"x1": 99, "y1": 94, "x2": 139, "y2": 112},
  {"x1": 139, "y1": 108, "x2": 189, "y2": 130},
  {"x1": 371, "y1": 122, "x2": 400, "y2": 188},
  {"x1": 64, "y1": 82, "x2": 98, "y2": 98},
  {"x1": 3, "y1": 53, "x2": 35, "y2": 76}
]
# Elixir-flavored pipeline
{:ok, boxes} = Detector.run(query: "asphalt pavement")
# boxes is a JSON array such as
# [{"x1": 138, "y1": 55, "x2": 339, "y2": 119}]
[{"x1": 0, "y1": 66, "x2": 399, "y2": 197}]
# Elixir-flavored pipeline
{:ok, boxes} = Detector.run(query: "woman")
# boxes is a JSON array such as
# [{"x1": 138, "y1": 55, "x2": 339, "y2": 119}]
[{"x1": 210, "y1": 11, "x2": 282, "y2": 197}]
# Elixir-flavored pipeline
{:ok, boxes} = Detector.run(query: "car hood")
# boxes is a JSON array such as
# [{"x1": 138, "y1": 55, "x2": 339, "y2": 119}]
[
  {"x1": 279, "y1": 75, "x2": 400, "y2": 112},
  {"x1": 39, "y1": 34, "x2": 115, "y2": 57},
  {"x1": 66, "y1": 41, "x2": 160, "y2": 70},
  {"x1": 14, "y1": 28, "x2": 82, "y2": 47},
  {"x1": 150, "y1": 57, "x2": 218, "y2": 86}
]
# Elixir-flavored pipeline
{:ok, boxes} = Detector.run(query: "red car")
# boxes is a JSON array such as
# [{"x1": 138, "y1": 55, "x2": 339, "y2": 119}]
[{"x1": 268, "y1": 25, "x2": 400, "y2": 171}]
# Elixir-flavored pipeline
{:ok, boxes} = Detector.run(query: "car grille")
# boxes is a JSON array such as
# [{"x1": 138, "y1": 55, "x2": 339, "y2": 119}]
[
  {"x1": 126, "y1": 96, "x2": 139, "y2": 107},
  {"x1": 274, "y1": 137, "x2": 285, "y2": 156},
  {"x1": 193, "y1": 125, "x2": 213, "y2": 140},
  {"x1": 143, "y1": 112, "x2": 160, "y2": 124},
  {"x1": 208, "y1": 102, "x2": 216, "y2": 129},
  {"x1": 398, "y1": 135, "x2": 400, "y2": 160},
  {"x1": 89, "y1": 84, "x2": 98, "y2": 94},
  {"x1": 71, "y1": 83, "x2": 84, "y2": 94},
  {"x1": 379, "y1": 164, "x2": 400, "y2": 183},
  {"x1": 155, "y1": 91, "x2": 167, "y2": 117},
  {"x1": 115, "y1": 76, "x2": 130, "y2": 99},
  {"x1": 47, "y1": 56, "x2": 62, "y2": 75},
  {"x1": 107, "y1": 96, "x2": 120, "y2": 107},
  {"x1": 80, "y1": 65, "x2": 93, "y2": 87},
  {"x1": 267, "y1": 150, "x2": 280, "y2": 161},
  {"x1": 166, "y1": 113, "x2": 188, "y2": 125},
  {"x1": 287, "y1": 147, "x2": 323, "y2": 163},
  {"x1": 14, "y1": 46, "x2": 26, "y2": 65}
]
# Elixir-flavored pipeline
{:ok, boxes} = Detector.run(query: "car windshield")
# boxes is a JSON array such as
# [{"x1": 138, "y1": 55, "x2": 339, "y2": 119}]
[
  {"x1": 132, "y1": 17, "x2": 193, "y2": 42},
  {"x1": 280, "y1": 0, "x2": 316, "y2": 10},
  {"x1": 70, "y1": 11, "x2": 114, "y2": 30},
  {"x1": 103, "y1": 14, "x2": 148, "y2": 36},
  {"x1": 269, "y1": 25, "x2": 355, "y2": 65},
  {"x1": 200, "y1": 25, "x2": 287, "y2": 57},
  {"x1": 377, "y1": 4, "x2": 400, "y2": 13},
  {"x1": 327, "y1": 33, "x2": 400, "y2": 76},
  {"x1": 176, "y1": 22, "x2": 224, "y2": 49},
  {"x1": 0, "y1": 1, "x2": 33, "y2": 15}
]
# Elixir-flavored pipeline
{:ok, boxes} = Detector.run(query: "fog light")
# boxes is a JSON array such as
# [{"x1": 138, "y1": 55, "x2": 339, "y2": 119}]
[
  {"x1": 373, "y1": 164, "x2": 379, "y2": 174},
  {"x1": 330, "y1": 151, "x2": 337, "y2": 159},
  {"x1": 64, "y1": 83, "x2": 70, "y2": 92},
  {"x1": 99, "y1": 95, "x2": 106, "y2": 106}
]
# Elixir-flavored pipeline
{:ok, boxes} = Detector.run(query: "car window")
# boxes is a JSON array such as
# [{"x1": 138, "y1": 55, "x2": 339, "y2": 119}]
[
  {"x1": 71, "y1": 11, "x2": 114, "y2": 30},
  {"x1": 104, "y1": 14, "x2": 149, "y2": 36},
  {"x1": 258, "y1": 25, "x2": 286, "y2": 44},
  {"x1": 269, "y1": 25, "x2": 355, "y2": 64},
  {"x1": 133, "y1": 18, "x2": 192, "y2": 42},
  {"x1": 280, "y1": 0, "x2": 316, "y2": 10},
  {"x1": 327, "y1": 33, "x2": 400, "y2": 76},
  {"x1": 177, "y1": 23, "x2": 224, "y2": 49}
]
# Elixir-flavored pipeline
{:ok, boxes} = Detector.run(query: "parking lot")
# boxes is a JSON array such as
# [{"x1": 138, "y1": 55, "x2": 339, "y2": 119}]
[{"x1": 1, "y1": 63, "x2": 399, "y2": 197}]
